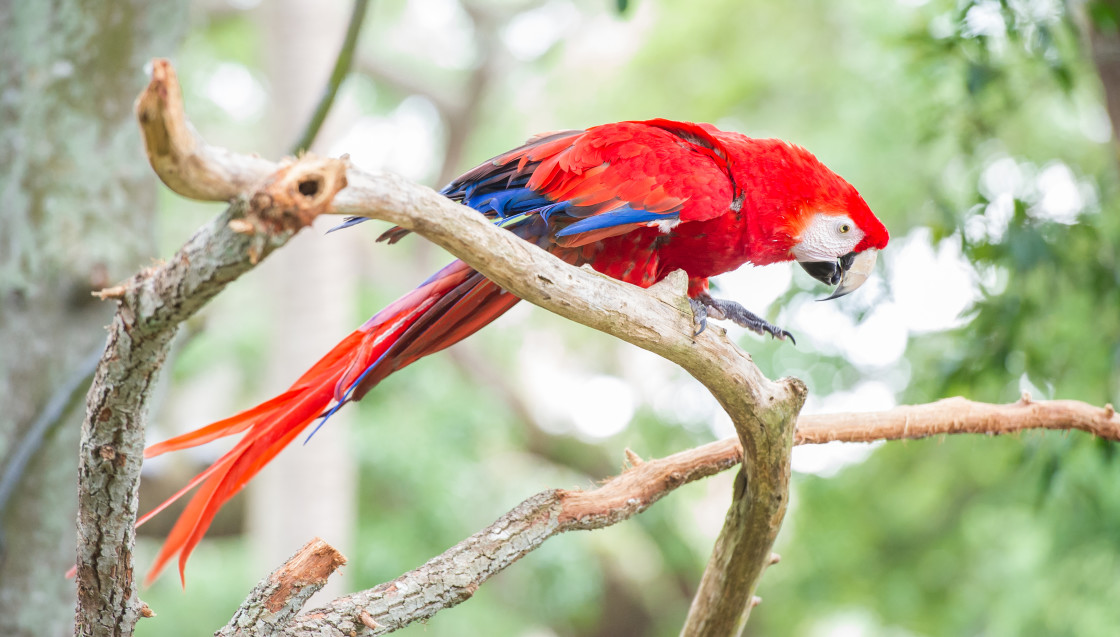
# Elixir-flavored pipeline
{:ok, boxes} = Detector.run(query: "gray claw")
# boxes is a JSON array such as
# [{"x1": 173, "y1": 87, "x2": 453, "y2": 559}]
[{"x1": 689, "y1": 294, "x2": 796, "y2": 345}]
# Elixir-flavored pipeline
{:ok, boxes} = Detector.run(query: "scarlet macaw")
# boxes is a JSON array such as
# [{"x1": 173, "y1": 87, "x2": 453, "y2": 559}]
[{"x1": 141, "y1": 119, "x2": 889, "y2": 584}]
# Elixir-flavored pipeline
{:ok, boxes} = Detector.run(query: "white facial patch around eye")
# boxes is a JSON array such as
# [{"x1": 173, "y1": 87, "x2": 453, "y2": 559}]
[{"x1": 790, "y1": 213, "x2": 865, "y2": 262}]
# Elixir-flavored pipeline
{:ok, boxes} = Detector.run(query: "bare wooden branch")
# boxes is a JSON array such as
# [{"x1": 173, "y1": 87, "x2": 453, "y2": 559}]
[
  {"x1": 795, "y1": 395, "x2": 1120, "y2": 444},
  {"x1": 219, "y1": 538, "x2": 347, "y2": 637},
  {"x1": 262, "y1": 396, "x2": 1113, "y2": 635},
  {"x1": 76, "y1": 66, "x2": 347, "y2": 637},
  {"x1": 552, "y1": 396, "x2": 1120, "y2": 485},
  {"x1": 135, "y1": 58, "x2": 276, "y2": 201},
  {"x1": 282, "y1": 439, "x2": 749, "y2": 635},
  {"x1": 680, "y1": 383, "x2": 802, "y2": 635}
]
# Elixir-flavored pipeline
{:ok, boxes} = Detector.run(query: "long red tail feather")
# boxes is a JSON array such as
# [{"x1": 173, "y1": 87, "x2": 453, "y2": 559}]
[{"x1": 141, "y1": 259, "x2": 519, "y2": 585}]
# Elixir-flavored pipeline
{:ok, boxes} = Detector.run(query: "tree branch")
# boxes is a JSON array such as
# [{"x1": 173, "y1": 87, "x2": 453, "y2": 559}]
[
  {"x1": 680, "y1": 386, "x2": 800, "y2": 635},
  {"x1": 795, "y1": 394, "x2": 1120, "y2": 444},
  {"x1": 281, "y1": 438, "x2": 746, "y2": 636},
  {"x1": 135, "y1": 61, "x2": 275, "y2": 202},
  {"x1": 75, "y1": 65, "x2": 348, "y2": 636},
  {"x1": 253, "y1": 395, "x2": 1116, "y2": 635},
  {"x1": 220, "y1": 538, "x2": 347, "y2": 637}
]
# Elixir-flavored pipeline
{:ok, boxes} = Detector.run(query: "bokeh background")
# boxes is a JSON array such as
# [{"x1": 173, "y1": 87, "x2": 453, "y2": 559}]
[{"x1": 18, "y1": 0, "x2": 1120, "y2": 635}]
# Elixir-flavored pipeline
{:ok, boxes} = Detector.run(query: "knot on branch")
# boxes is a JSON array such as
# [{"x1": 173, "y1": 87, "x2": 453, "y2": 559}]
[
  {"x1": 224, "y1": 155, "x2": 350, "y2": 263},
  {"x1": 246, "y1": 156, "x2": 349, "y2": 235}
]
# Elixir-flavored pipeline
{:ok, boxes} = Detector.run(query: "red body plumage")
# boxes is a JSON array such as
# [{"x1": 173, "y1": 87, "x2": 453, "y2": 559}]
[{"x1": 142, "y1": 119, "x2": 888, "y2": 584}]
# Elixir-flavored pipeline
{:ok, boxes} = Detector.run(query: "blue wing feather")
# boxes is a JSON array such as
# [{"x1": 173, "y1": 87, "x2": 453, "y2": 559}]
[
  {"x1": 556, "y1": 206, "x2": 672, "y2": 238},
  {"x1": 327, "y1": 216, "x2": 370, "y2": 233}
]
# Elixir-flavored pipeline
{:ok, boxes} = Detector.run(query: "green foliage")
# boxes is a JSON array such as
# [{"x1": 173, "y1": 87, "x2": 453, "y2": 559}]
[{"x1": 760, "y1": 434, "x2": 1120, "y2": 636}]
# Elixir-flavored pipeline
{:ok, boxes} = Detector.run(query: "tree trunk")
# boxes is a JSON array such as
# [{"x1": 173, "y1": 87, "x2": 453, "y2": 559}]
[{"x1": 0, "y1": 2, "x2": 186, "y2": 635}]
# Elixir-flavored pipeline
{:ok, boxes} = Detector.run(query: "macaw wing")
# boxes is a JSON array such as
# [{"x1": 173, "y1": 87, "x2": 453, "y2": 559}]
[
  {"x1": 353, "y1": 120, "x2": 739, "y2": 248},
  {"x1": 480, "y1": 120, "x2": 740, "y2": 247}
]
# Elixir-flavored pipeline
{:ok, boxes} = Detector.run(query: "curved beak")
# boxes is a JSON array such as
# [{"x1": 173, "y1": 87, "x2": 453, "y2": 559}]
[{"x1": 799, "y1": 249, "x2": 878, "y2": 301}]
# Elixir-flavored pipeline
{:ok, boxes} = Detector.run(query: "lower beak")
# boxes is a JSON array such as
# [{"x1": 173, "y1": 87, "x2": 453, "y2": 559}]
[{"x1": 799, "y1": 249, "x2": 878, "y2": 301}]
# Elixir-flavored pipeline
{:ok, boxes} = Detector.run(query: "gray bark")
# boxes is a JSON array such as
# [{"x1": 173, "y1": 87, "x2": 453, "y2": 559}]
[{"x1": 0, "y1": 2, "x2": 186, "y2": 636}]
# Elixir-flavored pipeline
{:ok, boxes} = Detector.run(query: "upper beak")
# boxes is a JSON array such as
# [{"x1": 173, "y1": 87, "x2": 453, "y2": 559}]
[{"x1": 798, "y1": 249, "x2": 878, "y2": 301}]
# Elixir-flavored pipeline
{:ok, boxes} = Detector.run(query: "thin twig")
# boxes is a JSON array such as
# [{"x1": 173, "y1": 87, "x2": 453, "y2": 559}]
[{"x1": 288, "y1": 0, "x2": 371, "y2": 155}]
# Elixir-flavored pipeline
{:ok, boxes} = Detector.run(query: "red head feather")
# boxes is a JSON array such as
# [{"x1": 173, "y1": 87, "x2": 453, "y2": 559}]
[{"x1": 715, "y1": 135, "x2": 888, "y2": 264}]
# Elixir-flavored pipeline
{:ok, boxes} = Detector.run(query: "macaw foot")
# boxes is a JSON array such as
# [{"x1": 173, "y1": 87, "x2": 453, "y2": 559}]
[{"x1": 689, "y1": 294, "x2": 796, "y2": 345}]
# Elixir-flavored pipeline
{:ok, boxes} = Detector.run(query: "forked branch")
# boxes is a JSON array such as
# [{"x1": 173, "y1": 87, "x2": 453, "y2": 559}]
[{"x1": 227, "y1": 396, "x2": 1118, "y2": 635}]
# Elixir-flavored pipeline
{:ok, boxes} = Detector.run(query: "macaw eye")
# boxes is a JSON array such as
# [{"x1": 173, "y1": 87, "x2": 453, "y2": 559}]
[{"x1": 839, "y1": 223, "x2": 851, "y2": 234}]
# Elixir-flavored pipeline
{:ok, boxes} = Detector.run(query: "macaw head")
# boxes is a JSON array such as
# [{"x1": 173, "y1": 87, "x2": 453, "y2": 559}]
[
  {"x1": 789, "y1": 194, "x2": 889, "y2": 300},
  {"x1": 723, "y1": 136, "x2": 890, "y2": 300}
]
